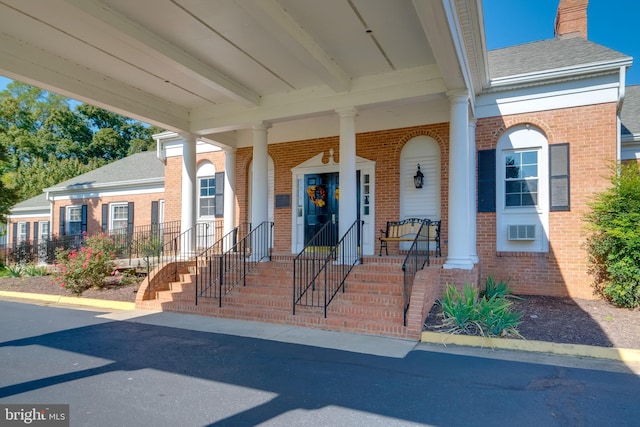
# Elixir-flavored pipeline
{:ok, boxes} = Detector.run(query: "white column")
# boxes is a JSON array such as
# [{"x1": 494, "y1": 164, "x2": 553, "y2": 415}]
[
  {"x1": 336, "y1": 107, "x2": 358, "y2": 264},
  {"x1": 180, "y1": 135, "x2": 197, "y2": 256},
  {"x1": 223, "y1": 149, "x2": 236, "y2": 244},
  {"x1": 251, "y1": 123, "x2": 270, "y2": 261},
  {"x1": 336, "y1": 107, "x2": 358, "y2": 236},
  {"x1": 251, "y1": 123, "x2": 270, "y2": 227},
  {"x1": 469, "y1": 119, "x2": 479, "y2": 264},
  {"x1": 444, "y1": 92, "x2": 473, "y2": 270}
]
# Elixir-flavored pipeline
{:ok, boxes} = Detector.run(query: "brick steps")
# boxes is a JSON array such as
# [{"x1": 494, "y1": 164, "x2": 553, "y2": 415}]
[{"x1": 144, "y1": 256, "x2": 417, "y2": 338}]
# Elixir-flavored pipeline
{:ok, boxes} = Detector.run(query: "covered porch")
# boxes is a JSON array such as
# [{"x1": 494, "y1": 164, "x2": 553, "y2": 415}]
[{"x1": 0, "y1": 0, "x2": 486, "y2": 334}]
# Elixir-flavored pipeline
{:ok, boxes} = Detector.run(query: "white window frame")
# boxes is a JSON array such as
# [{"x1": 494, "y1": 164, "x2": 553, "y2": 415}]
[
  {"x1": 198, "y1": 176, "x2": 217, "y2": 218},
  {"x1": 17, "y1": 222, "x2": 28, "y2": 243},
  {"x1": 504, "y1": 149, "x2": 539, "y2": 208},
  {"x1": 38, "y1": 221, "x2": 50, "y2": 241},
  {"x1": 66, "y1": 206, "x2": 83, "y2": 236},
  {"x1": 496, "y1": 125, "x2": 549, "y2": 253},
  {"x1": 110, "y1": 203, "x2": 129, "y2": 231}
]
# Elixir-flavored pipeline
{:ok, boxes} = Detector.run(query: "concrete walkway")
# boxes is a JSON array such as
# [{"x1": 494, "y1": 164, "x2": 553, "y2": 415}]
[{"x1": 1, "y1": 290, "x2": 639, "y2": 373}]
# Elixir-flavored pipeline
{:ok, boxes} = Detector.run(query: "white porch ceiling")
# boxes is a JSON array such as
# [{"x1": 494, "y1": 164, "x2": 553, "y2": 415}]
[{"x1": 0, "y1": 0, "x2": 485, "y2": 147}]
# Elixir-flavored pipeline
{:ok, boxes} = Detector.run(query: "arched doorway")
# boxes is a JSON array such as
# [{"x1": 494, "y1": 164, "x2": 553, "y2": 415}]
[{"x1": 400, "y1": 136, "x2": 441, "y2": 221}]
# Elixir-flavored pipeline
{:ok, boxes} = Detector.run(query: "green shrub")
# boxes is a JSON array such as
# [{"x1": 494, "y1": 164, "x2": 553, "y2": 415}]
[
  {"x1": 585, "y1": 163, "x2": 640, "y2": 308},
  {"x1": 438, "y1": 278, "x2": 522, "y2": 338},
  {"x1": 54, "y1": 233, "x2": 117, "y2": 295},
  {"x1": 1, "y1": 265, "x2": 24, "y2": 277},
  {"x1": 23, "y1": 264, "x2": 48, "y2": 276}
]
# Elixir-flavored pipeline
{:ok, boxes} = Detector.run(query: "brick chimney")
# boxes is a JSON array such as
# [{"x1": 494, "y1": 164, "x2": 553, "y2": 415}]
[{"x1": 554, "y1": 0, "x2": 588, "y2": 39}]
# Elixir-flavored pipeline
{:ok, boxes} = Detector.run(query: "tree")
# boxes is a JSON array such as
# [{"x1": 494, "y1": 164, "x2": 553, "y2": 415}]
[
  {"x1": 0, "y1": 80, "x2": 162, "y2": 204},
  {"x1": 0, "y1": 142, "x2": 17, "y2": 223},
  {"x1": 584, "y1": 162, "x2": 640, "y2": 308}
]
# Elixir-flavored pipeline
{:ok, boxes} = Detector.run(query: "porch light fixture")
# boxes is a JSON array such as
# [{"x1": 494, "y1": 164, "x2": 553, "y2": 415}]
[{"x1": 414, "y1": 164, "x2": 424, "y2": 189}]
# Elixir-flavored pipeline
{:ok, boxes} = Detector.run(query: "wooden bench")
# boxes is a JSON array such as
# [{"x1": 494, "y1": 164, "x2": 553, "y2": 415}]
[{"x1": 379, "y1": 218, "x2": 441, "y2": 257}]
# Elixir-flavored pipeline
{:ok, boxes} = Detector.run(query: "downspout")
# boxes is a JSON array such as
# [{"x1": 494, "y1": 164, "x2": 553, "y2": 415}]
[{"x1": 617, "y1": 66, "x2": 626, "y2": 163}]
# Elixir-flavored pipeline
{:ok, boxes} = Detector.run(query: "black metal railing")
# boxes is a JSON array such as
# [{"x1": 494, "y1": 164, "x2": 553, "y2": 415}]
[
  {"x1": 142, "y1": 222, "x2": 223, "y2": 300},
  {"x1": 195, "y1": 221, "x2": 272, "y2": 306},
  {"x1": 108, "y1": 221, "x2": 182, "y2": 262},
  {"x1": 401, "y1": 219, "x2": 432, "y2": 326},
  {"x1": 0, "y1": 220, "x2": 202, "y2": 266},
  {"x1": 293, "y1": 220, "x2": 363, "y2": 317},
  {"x1": 143, "y1": 226, "x2": 190, "y2": 300}
]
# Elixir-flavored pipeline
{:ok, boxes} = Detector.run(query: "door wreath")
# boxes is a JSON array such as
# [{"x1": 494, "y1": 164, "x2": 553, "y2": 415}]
[{"x1": 307, "y1": 185, "x2": 327, "y2": 207}]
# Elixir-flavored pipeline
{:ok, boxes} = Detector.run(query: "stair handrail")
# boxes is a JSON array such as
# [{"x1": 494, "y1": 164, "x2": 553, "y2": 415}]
[
  {"x1": 144, "y1": 224, "x2": 204, "y2": 301},
  {"x1": 401, "y1": 219, "x2": 432, "y2": 326},
  {"x1": 195, "y1": 221, "x2": 273, "y2": 306},
  {"x1": 293, "y1": 220, "x2": 363, "y2": 317}
]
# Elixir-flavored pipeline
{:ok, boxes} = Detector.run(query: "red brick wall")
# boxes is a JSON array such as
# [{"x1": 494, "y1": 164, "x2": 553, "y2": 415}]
[
  {"x1": 235, "y1": 124, "x2": 451, "y2": 253},
  {"x1": 7, "y1": 215, "x2": 50, "y2": 244},
  {"x1": 476, "y1": 103, "x2": 618, "y2": 299},
  {"x1": 163, "y1": 151, "x2": 227, "y2": 224},
  {"x1": 50, "y1": 192, "x2": 163, "y2": 236}
]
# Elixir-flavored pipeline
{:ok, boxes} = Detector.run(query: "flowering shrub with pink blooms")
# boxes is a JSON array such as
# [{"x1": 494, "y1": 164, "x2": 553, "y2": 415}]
[{"x1": 53, "y1": 233, "x2": 118, "y2": 295}]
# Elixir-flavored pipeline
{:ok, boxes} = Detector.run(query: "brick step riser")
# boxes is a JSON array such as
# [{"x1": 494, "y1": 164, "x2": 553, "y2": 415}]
[
  {"x1": 193, "y1": 294, "x2": 404, "y2": 320},
  {"x1": 159, "y1": 302, "x2": 408, "y2": 338},
  {"x1": 159, "y1": 281, "x2": 404, "y2": 303}
]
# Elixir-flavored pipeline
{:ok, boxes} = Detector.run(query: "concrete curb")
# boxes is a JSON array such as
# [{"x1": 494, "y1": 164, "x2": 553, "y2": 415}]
[
  {"x1": 421, "y1": 331, "x2": 640, "y2": 364},
  {"x1": 0, "y1": 291, "x2": 135, "y2": 311}
]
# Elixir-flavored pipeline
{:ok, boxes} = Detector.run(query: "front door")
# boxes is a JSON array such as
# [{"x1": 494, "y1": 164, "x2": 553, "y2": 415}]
[{"x1": 304, "y1": 173, "x2": 339, "y2": 245}]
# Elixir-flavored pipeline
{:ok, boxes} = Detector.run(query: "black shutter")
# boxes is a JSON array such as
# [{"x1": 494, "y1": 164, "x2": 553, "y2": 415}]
[
  {"x1": 477, "y1": 149, "x2": 496, "y2": 212},
  {"x1": 33, "y1": 222, "x2": 38, "y2": 247},
  {"x1": 215, "y1": 171, "x2": 225, "y2": 218},
  {"x1": 151, "y1": 201, "x2": 159, "y2": 225},
  {"x1": 550, "y1": 143, "x2": 570, "y2": 211},
  {"x1": 102, "y1": 204, "x2": 109, "y2": 232},
  {"x1": 12, "y1": 223, "x2": 17, "y2": 246},
  {"x1": 127, "y1": 202, "x2": 134, "y2": 234},
  {"x1": 59, "y1": 207, "x2": 66, "y2": 235},
  {"x1": 81, "y1": 205, "x2": 88, "y2": 234}
]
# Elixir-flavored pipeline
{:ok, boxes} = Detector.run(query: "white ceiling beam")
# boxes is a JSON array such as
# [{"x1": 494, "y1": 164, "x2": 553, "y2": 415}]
[
  {"x1": 0, "y1": 33, "x2": 190, "y2": 132},
  {"x1": 238, "y1": 0, "x2": 352, "y2": 93},
  {"x1": 412, "y1": 0, "x2": 468, "y2": 92},
  {"x1": 190, "y1": 66, "x2": 445, "y2": 134},
  {"x1": 64, "y1": 0, "x2": 261, "y2": 107}
]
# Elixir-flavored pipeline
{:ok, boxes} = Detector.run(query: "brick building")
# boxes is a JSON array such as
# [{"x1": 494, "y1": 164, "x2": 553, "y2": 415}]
[{"x1": 2, "y1": 0, "x2": 640, "y2": 334}]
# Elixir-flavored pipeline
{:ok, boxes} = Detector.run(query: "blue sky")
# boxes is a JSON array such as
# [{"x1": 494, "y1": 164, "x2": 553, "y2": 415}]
[
  {"x1": 1, "y1": 1, "x2": 638, "y2": 91},
  {"x1": 484, "y1": 0, "x2": 639, "y2": 85}
]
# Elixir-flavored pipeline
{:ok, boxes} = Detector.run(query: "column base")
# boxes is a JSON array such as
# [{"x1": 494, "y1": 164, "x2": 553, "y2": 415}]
[{"x1": 443, "y1": 258, "x2": 475, "y2": 270}]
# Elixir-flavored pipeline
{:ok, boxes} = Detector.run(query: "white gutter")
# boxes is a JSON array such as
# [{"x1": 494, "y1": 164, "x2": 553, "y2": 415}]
[
  {"x1": 45, "y1": 177, "x2": 164, "y2": 194},
  {"x1": 488, "y1": 58, "x2": 633, "y2": 89}
]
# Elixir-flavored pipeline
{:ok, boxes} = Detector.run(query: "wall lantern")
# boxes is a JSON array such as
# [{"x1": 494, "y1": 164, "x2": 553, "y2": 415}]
[{"x1": 414, "y1": 164, "x2": 424, "y2": 189}]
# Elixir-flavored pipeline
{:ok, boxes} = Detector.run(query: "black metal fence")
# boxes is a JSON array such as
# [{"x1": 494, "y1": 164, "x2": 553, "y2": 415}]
[
  {"x1": 293, "y1": 220, "x2": 363, "y2": 317},
  {"x1": 195, "y1": 221, "x2": 272, "y2": 306},
  {"x1": 401, "y1": 219, "x2": 433, "y2": 326},
  {"x1": 0, "y1": 220, "x2": 227, "y2": 267}
]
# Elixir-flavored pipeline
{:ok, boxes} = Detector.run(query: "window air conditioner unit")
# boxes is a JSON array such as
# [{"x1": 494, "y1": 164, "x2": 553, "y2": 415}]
[{"x1": 508, "y1": 224, "x2": 536, "y2": 241}]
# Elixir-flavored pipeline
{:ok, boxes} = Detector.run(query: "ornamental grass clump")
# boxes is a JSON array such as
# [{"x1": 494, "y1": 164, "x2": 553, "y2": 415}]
[
  {"x1": 438, "y1": 277, "x2": 523, "y2": 338},
  {"x1": 54, "y1": 233, "x2": 118, "y2": 295}
]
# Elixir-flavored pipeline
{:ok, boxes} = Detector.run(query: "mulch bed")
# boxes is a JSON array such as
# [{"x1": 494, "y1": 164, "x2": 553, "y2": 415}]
[
  {"x1": 0, "y1": 275, "x2": 139, "y2": 302},
  {"x1": 424, "y1": 294, "x2": 640, "y2": 349}
]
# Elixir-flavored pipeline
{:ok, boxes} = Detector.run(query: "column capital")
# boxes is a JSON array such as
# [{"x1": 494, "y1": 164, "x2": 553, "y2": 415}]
[
  {"x1": 446, "y1": 90, "x2": 469, "y2": 103},
  {"x1": 335, "y1": 106, "x2": 359, "y2": 118},
  {"x1": 177, "y1": 132, "x2": 198, "y2": 143},
  {"x1": 252, "y1": 121, "x2": 272, "y2": 131}
]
